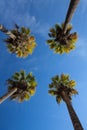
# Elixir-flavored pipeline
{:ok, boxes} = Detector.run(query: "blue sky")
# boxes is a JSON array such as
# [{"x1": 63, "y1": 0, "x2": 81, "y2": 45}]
[{"x1": 0, "y1": 0, "x2": 87, "y2": 130}]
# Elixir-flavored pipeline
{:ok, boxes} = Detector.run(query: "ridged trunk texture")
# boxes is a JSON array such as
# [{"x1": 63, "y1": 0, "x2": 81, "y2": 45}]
[
  {"x1": 63, "y1": 0, "x2": 80, "y2": 33},
  {"x1": 0, "y1": 88, "x2": 17, "y2": 104},
  {"x1": 61, "y1": 91, "x2": 84, "y2": 130},
  {"x1": 0, "y1": 24, "x2": 16, "y2": 39}
]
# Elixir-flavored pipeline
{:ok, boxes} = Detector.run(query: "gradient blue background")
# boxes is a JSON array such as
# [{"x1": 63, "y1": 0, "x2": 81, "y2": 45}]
[{"x1": 0, "y1": 0, "x2": 87, "y2": 130}]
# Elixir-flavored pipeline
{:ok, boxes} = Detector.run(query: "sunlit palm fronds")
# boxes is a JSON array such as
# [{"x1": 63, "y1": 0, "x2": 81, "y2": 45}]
[
  {"x1": 47, "y1": 23, "x2": 78, "y2": 54},
  {"x1": 4, "y1": 25, "x2": 36, "y2": 57},
  {"x1": 7, "y1": 70, "x2": 37, "y2": 102},
  {"x1": 48, "y1": 74, "x2": 78, "y2": 103}
]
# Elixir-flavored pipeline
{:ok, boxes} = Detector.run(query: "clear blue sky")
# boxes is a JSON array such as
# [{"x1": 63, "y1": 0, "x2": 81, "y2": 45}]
[{"x1": 0, "y1": 0, "x2": 87, "y2": 130}]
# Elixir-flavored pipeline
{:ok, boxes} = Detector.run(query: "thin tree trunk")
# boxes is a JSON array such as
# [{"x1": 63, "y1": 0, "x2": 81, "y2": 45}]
[
  {"x1": 61, "y1": 91, "x2": 84, "y2": 130},
  {"x1": 63, "y1": 0, "x2": 80, "y2": 33},
  {"x1": 0, "y1": 24, "x2": 16, "y2": 39},
  {"x1": 0, "y1": 87, "x2": 17, "y2": 104}
]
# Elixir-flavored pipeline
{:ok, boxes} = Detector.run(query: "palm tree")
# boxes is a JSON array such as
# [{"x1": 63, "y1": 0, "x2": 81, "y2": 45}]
[
  {"x1": 0, "y1": 24, "x2": 36, "y2": 57},
  {"x1": 47, "y1": 23, "x2": 78, "y2": 54},
  {"x1": 0, "y1": 70, "x2": 37, "y2": 104},
  {"x1": 47, "y1": 0, "x2": 80, "y2": 54},
  {"x1": 63, "y1": 0, "x2": 80, "y2": 33},
  {"x1": 48, "y1": 74, "x2": 83, "y2": 130}
]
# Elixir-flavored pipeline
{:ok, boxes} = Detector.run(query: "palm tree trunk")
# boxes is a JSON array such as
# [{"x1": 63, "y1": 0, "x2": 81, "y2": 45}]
[
  {"x1": 63, "y1": 0, "x2": 80, "y2": 33},
  {"x1": 0, "y1": 24, "x2": 16, "y2": 39},
  {"x1": 61, "y1": 91, "x2": 83, "y2": 130},
  {"x1": 0, "y1": 87, "x2": 17, "y2": 104}
]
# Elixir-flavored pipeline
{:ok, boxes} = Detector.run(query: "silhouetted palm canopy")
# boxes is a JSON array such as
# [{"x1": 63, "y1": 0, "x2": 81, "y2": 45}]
[
  {"x1": 47, "y1": 23, "x2": 78, "y2": 54},
  {"x1": 0, "y1": 24, "x2": 36, "y2": 57},
  {"x1": 48, "y1": 74, "x2": 77, "y2": 102},
  {"x1": 7, "y1": 70, "x2": 37, "y2": 102}
]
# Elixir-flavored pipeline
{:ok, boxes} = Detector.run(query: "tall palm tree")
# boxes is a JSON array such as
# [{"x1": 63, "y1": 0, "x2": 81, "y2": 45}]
[
  {"x1": 63, "y1": 0, "x2": 80, "y2": 33},
  {"x1": 0, "y1": 70, "x2": 37, "y2": 104},
  {"x1": 48, "y1": 74, "x2": 83, "y2": 130},
  {"x1": 0, "y1": 24, "x2": 36, "y2": 57},
  {"x1": 47, "y1": 23, "x2": 78, "y2": 54},
  {"x1": 47, "y1": 0, "x2": 80, "y2": 54}
]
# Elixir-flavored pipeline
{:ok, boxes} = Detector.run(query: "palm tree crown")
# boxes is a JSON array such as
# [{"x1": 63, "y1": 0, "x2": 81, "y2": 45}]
[
  {"x1": 4, "y1": 25, "x2": 36, "y2": 57},
  {"x1": 48, "y1": 74, "x2": 78, "y2": 103},
  {"x1": 7, "y1": 70, "x2": 37, "y2": 102},
  {"x1": 47, "y1": 23, "x2": 78, "y2": 54}
]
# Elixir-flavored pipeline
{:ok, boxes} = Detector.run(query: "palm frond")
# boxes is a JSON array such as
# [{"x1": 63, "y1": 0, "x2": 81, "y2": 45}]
[
  {"x1": 4, "y1": 25, "x2": 36, "y2": 58},
  {"x1": 47, "y1": 23, "x2": 78, "y2": 54},
  {"x1": 48, "y1": 74, "x2": 77, "y2": 103},
  {"x1": 48, "y1": 90, "x2": 57, "y2": 96},
  {"x1": 7, "y1": 70, "x2": 37, "y2": 102},
  {"x1": 56, "y1": 95, "x2": 62, "y2": 104}
]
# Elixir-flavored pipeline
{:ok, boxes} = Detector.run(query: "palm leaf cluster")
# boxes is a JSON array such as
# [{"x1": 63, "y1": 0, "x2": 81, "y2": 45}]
[
  {"x1": 48, "y1": 74, "x2": 78, "y2": 103},
  {"x1": 47, "y1": 23, "x2": 78, "y2": 54},
  {"x1": 5, "y1": 25, "x2": 36, "y2": 57},
  {"x1": 7, "y1": 70, "x2": 37, "y2": 102}
]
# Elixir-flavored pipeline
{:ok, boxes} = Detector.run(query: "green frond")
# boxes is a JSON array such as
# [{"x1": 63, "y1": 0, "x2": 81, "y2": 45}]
[
  {"x1": 66, "y1": 80, "x2": 76, "y2": 88},
  {"x1": 21, "y1": 27, "x2": 30, "y2": 34},
  {"x1": 7, "y1": 70, "x2": 37, "y2": 102},
  {"x1": 70, "y1": 32, "x2": 78, "y2": 44},
  {"x1": 25, "y1": 28, "x2": 30, "y2": 35},
  {"x1": 70, "y1": 32, "x2": 78, "y2": 39},
  {"x1": 48, "y1": 90, "x2": 57, "y2": 96},
  {"x1": 69, "y1": 44, "x2": 76, "y2": 50},
  {"x1": 61, "y1": 74, "x2": 69, "y2": 82},
  {"x1": 50, "y1": 28, "x2": 55, "y2": 33},
  {"x1": 64, "y1": 47, "x2": 71, "y2": 53},
  {"x1": 12, "y1": 75, "x2": 20, "y2": 80},
  {"x1": 49, "y1": 83, "x2": 54, "y2": 88},
  {"x1": 47, "y1": 39, "x2": 53, "y2": 44},
  {"x1": 25, "y1": 41, "x2": 36, "y2": 56},
  {"x1": 50, "y1": 43, "x2": 56, "y2": 49},
  {"x1": 24, "y1": 93, "x2": 30, "y2": 100},
  {"x1": 54, "y1": 75, "x2": 60, "y2": 81},
  {"x1": 29, "y1": 36, "x2": 35, "y2": 42},
  {"x1": 50, "y1": 75, "x2": 60, "y2": 87},
  {"x1": 67, "y1": 24, "x2": 72, "y2": 31},
  {"x1": 31, "y1": 81, "x2": 37, "y2": 87},
  {"x1": 56, "y1": 96, "x2": 62, "y2": 104},
  {"x1": 51, "y1": 77, "x2": 56, "y2": 82},
  {"x1": 12, "y1": 72, "x2": 21, "y2": 80},
  {"x1": 14, "y1": 72, "x2": 20, "y2": 77},
  {"x1": 54, "y1": 46, "x2": 61, "y2": 54},
  {"x1": 28, "y1": 88, "x2": 36, "y2": 96},
  {"x1": 29, "y1": 72, "x2": 33, "y2": 76},
  {"x1": 55, "y1": 24, "x2": 62, "y2": 31},
  {"x1": 26, "y1": 72, "x2": 32, "y2": 80},
  {"x1": 11, "y1": 30, "x2": 17, "y2": 34},
  {"x1": 7, "y1": 44, "x2": 16, "y2": 53},
  {"x1": 71, "y1": 89, "x2": 78, "y2": 95},
  {"x1": 20, "y1": 70, "x2": 26, "y2": 79}
]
